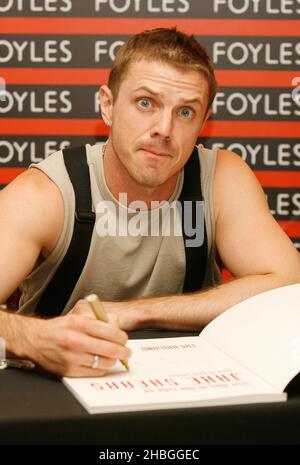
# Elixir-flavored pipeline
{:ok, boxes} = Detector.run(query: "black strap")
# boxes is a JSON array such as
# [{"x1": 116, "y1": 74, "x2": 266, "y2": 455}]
[
  {"x1": 35, "y1": 145, "x2": 95, "y2": 317},
  {"x1": 35, "y1": 144, "x2": 207, "y2": 316},
  {"x1": 178, "y1": 146, "x2": 208, "y2": 293}
]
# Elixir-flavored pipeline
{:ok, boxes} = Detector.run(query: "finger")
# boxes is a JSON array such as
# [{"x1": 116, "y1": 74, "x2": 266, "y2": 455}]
[
  {"x1": 75, "y1": 314, "x2": 129, "y2": 346},
  {"x1": 107, "y1": 312, "x2": 119, "y2": 324},
  {"x1": 61, "y1": 350, "x2": 125, "y2": 377},
  {"x1": 60, "y1": 327, "x2": 131, "y2": 362},
  {"x1": 63, "y1": 365, "x2": 108, "y2": 378},
  {"x1": 70, "y1": 300, "x2": 94, "y2": 318},
  {"x1": 69, "y1": 351, "x2": 117, "y2": 371},
  {"x1": 37, "y1": 348, "x2": 116, "y2": 378}
]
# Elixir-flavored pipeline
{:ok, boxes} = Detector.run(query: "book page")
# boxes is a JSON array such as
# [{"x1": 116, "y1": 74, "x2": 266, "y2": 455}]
[
  {"x1": 201, "y1": 284, "x2": 300, "y2": 392},
  {"x1": 63, "y1": 337, "x2": 284, "y2": 414}
]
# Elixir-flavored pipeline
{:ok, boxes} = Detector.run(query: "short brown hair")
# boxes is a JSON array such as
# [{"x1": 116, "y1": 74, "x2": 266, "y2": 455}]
[{"x1": 108, "y1": 27, "x2": 217, "y2": 111}]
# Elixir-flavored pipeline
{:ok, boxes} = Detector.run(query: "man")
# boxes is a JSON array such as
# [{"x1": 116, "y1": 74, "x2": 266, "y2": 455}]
[{"x1": 0, "y1": 28, "x2": 299, "y2": 377}]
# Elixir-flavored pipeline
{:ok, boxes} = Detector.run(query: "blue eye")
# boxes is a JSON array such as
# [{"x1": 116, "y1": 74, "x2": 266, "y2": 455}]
[
  {"x1": 138, "y1": 98, "x2": 151, "y2": 109},
  {"x1": 179, "y1": 107, "x2": 193, "y2": 118}
]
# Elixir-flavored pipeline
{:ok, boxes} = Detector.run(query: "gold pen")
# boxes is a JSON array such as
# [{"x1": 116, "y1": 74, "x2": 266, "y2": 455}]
[{"x1": 85, "y1": 294, "x2": 129, "y2": 371}]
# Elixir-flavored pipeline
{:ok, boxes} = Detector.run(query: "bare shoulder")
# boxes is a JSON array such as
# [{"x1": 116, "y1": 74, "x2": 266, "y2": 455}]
[
  {"x1": 214, "y1": 149, "x2": 261, "y2": 188},
  {"x1": 212, "y1": 150, "x2": 300, "y2": 281},
  {"x1": 0, "y1": 168, "x2": 64, "y2": 253},
  {"x1": 213, "y1": 149, "x2": 268, "y2": 222}
]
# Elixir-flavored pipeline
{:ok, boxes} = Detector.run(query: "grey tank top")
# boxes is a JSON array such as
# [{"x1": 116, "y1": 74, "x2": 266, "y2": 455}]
[{"x1": 17, "y1": 143, "x2": 221, "y2": 316}]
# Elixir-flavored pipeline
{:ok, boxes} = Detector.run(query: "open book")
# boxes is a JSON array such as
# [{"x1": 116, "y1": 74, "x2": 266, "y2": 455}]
[{"x1": 63, "y1": 283, "x2": 300, "y2": 414}]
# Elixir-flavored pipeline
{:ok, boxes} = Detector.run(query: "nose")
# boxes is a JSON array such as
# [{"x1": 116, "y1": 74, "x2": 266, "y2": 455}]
[{"x1": 150, "y1": 110, "x2": 173, "y2": 140}]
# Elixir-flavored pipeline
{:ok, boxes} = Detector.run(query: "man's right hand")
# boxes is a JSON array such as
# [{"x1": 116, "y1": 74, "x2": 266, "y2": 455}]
[{"x1": 4, "y1": 303, "x2": 131, "y2": 377}]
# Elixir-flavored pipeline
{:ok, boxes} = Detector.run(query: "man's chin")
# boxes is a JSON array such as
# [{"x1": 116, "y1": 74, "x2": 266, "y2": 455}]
[
  {"x1": 124, "y1": 160, "x2": 171, "y2": 188},
  {"x1": 130, "y1": 169, "x2": 166, "y2": 188},
  {"x1": 134, "y1": 176, "x2": 164, "y2": 189}
]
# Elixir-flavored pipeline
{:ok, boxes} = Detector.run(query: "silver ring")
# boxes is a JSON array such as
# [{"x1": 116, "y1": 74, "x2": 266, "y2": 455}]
[{"x1": 92, "y1": 355, "x2": 101, "y2": 369}]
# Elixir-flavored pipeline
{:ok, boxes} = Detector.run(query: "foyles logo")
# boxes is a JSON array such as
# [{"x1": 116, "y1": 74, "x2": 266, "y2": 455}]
[
  {"x1": 292, "y1": 77, "x2": 300, "y2": 106},
  {"x1": 0, "y1": 77, "x2": 6, "y2": 101}
]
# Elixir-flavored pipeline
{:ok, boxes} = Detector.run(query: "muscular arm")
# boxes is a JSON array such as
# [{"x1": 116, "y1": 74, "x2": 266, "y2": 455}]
[
  {"x1": 0, "y1": 169, "x2": 131, "y2": 375},
  {"x1": 106, "y1": 150, "x2": 300, "y2": 331},
  {"x1": 0, "y1": 168, "x2": 61, "y2": 354},
  {"x1": 0, "y1": 168, "x2": 62, "y2": 304}
]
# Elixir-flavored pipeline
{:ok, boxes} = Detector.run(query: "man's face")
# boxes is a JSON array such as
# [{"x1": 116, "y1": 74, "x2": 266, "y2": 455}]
[{"x1": 109, "y1": 60, "x2": 209, "y2": 189}]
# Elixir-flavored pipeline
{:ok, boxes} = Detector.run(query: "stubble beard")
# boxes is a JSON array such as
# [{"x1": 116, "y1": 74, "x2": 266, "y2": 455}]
[
  {"x1": 127, "y1": 164, "x2": 167, "y2": 188},
  {"x1": 112, "y1": 140, "x2": 170, "y2": 190}
]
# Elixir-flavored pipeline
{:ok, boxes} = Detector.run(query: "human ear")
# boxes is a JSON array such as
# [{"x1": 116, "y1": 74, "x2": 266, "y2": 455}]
[{"x1": 99, "y1": 85, "x2": 113, "y2": 126}]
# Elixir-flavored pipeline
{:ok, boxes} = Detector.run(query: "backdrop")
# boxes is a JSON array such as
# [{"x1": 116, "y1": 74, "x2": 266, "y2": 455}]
[{"x1": 0, "y1": 0, "x2": 299, "y2": 256}]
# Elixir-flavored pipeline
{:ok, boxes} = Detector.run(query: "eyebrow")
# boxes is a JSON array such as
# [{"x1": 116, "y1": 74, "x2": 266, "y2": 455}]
[{"x1": 133, "y1": 86, "x2": 204, "y2": 107}]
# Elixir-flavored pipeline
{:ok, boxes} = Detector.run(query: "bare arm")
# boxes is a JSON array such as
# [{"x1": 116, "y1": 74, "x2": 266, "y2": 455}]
[
  {"x1": 0, "y1": 169, "x2": 131, "y2": 375},
  {"x1": 105, "y1": 150, "x2": 300, "y2": 331}
]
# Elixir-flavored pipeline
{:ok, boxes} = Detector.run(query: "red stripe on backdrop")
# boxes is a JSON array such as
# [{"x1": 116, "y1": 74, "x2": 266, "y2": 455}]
[
  {"x1": 221, "y1": 269, "x2": 233, "y2": 281},
  {"x1": 0, "y1": 18, "x2": 299, "y2": 36},
  {"x1": 0, "y1": 168, "x2": 26, "y2": 183},
  {"x1": 203, "y1": 121, "x2": 300, "y2": 138},
  {"x1": 255, "y1": 171, "x2": 300, "y2": 188},
  {"x1": 1, "y1": 120, "x2": 300, "y2": 138},
  {"x1": 0, "y1": 119, "x2": 106, "y2": 135},
  {"x1": 216, "y1": 70, "x2": 300, "y2": 88},
  {"x1": 1, "y1": 69, "x2": 298, "y2": 87},
  {"x1": 279, "y1": 221, "x2": 300, "y2": 237},
  {"x1": 0, "y1": 69, "x2": 109, "y2": 85}
]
